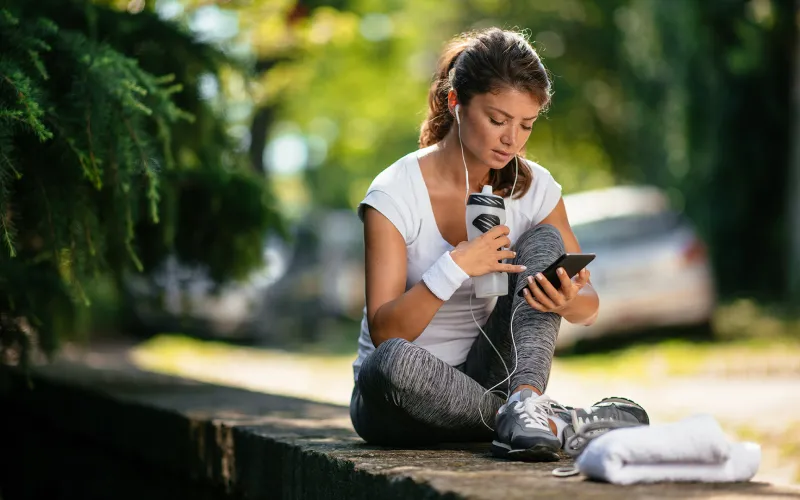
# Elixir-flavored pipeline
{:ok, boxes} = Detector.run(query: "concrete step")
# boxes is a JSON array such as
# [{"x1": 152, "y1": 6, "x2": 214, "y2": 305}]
[{"x1": 1, "y1": 361, "x2": 798, "y2": 499}]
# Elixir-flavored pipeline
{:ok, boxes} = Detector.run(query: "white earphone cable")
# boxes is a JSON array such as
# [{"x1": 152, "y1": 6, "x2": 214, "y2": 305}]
[
  {"x1": 512, "y1": 154, "x2": 518, "y2": 199},
  {"x1": 457, "y1": 106, "x2": 469, "y2": 203},
  {"x1": 473, "y1": 296, "x2": 525, "y2": 431},
  {"x1": 457, "y1": 105, "x2": 522, "y2": 432}
]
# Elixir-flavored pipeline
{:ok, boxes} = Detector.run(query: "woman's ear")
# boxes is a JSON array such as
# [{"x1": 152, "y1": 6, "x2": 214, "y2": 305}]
[{"x1": 447, "y1": 89, "x2": 458, "y2": 114}]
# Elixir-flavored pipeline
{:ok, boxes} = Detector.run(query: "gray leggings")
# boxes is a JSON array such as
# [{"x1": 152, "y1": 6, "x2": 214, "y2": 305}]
[{"x1": 350, "y1": 224, "x2": 566, "y2": 446}]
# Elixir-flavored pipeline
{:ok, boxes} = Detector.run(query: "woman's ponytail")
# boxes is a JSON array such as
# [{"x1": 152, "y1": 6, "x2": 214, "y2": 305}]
[{"x1": 418, "y1": 39, "x2": 470, "y2": 148}]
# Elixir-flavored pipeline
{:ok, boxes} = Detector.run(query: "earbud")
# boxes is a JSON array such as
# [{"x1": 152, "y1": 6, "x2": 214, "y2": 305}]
[{"x1": 455, "y1": 104, "x2": 461, "y2": 125}]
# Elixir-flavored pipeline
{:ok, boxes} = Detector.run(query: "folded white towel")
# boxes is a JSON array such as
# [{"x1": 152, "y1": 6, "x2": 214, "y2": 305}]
[{"x1": 575, "y1": 414, "x2": 761, "y2": 485}]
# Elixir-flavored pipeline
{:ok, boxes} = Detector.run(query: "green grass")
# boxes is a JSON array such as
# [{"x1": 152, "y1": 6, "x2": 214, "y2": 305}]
[
  {"x1": 555, "y1": 337, "x2": 800, "y2": 379},
  {"x1": 713, "y1": 298, "x2": 800, "y2": 341},
  {"x1": 129, "y1": 333, "x2": 358, "y2": 404},
  {"x1": 555, "y1": 298, "x2": 800, "y2": 379},
  {"x1": 131, "y1": 333, "x2": 356, "y2": 370},
  {"x1": 131, "y1": 298, "x2": 800, "y2": 383}
]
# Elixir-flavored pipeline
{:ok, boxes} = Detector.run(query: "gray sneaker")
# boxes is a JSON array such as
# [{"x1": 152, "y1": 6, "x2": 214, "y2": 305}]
[
  {"x1": 557, "y1": 396, "x2": 650, "y2": 457},
  {"x1": 491, "y1": 389, "x2": 563, "y2": 462}
]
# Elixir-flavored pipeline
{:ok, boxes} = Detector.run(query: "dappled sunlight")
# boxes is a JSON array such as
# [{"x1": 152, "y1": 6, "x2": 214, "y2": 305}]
[
  {"x1": 554, "y1": 338, "x2": 800, "y2": 380},
  {"x1": 130, "y1": 334, "x2": 355, "y2": 406},
  {"x1": 123, "y1": 331, "x2": 800, "y2": 487}
]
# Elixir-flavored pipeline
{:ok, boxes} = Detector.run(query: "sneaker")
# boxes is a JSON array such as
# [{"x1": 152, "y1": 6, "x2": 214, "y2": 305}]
[
  {"x1": 557, "y1": 396, "x2": 650, "y2": 457},
  {"x1": 491, "y1": 389, "x2": 563, "y2": 462}
]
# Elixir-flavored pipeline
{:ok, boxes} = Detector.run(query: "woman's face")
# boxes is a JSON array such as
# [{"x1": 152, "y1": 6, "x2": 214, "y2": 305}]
[{"x1": 458, "y1": 88, "x2": 541, "y2": 169}]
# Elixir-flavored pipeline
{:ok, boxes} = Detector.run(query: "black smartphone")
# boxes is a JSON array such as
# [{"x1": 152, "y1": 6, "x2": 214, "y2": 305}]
[{"x1": 517, "y1": 253, "x2": 596, "y2": 297}]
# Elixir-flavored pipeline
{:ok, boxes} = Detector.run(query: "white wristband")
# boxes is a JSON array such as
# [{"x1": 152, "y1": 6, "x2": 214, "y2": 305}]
[{"x1": 422, "y1": 251, "x2": 470, "y2": 301}]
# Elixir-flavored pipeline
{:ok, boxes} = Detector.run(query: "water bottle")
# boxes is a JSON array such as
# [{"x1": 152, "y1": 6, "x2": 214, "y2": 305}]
[{"x1": 465, "y1": 185, "x2": 508, "y2": 298}]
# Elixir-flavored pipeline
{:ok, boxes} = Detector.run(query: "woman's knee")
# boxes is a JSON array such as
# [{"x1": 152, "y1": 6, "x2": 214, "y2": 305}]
[
  {"x1": 357, "y1": 337, "x2": 419, "y2": 398},
  {"x1": 510, "y1": 224, "x2": 567, "y2": 292},
  {"x1": 513, "y1": 223, "x2": 565, "y2": 260},
  {"x1": 515, "y1": 223, "x2": 564, "y2": 249}
]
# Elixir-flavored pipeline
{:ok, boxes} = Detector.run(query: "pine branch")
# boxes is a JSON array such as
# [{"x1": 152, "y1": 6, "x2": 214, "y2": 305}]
[
  {"x1": 124, "y1": 196, "x2": 143, "y2": 273},
  {"x1": 123, "y1": 117, "x2": 159, "y2": 224},
  {"x1": 0, "y1": 71, "x2": 53, "y2": 142},
  {"x1": 0, "y1": 150, "x2": 18, "y2": 257},
  {"x1": 0, "y1": 109, "x2": 29, "y2": 124},
  {"x1": 27, "y1": 50, "x2": 49, "y2": 80},
  {"x1": 0, "y1": 205, "x2": 15, "y2": 258},
  {"x1": 0, "y1": 150, "x2": 22, "y2": 181},
  {"x1": 84, "y1": 103, "x2": 102, "y2": 189}
]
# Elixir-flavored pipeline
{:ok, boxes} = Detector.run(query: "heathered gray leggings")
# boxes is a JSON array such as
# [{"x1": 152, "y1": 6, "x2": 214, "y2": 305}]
[{"x1": 350, "y1": 224, "x2": 566, "y2": 446}]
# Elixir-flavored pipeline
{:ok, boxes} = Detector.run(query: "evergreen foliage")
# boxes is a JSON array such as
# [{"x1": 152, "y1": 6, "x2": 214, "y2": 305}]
[{"x1": 0, "y1": 1, "x2": 282, "y2": 366}]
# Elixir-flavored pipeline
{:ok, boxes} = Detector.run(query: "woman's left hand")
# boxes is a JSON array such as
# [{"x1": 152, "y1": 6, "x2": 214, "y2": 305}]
[{"x1": 521, "y1": 267, "x2": 591, "y2": 314}]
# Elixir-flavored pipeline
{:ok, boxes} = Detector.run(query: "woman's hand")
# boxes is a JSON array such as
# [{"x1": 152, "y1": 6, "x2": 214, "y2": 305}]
[
  {"x1": 522, "y1": 267, "x2": 591, "y2": 314},
  {"x1": 449, "y1": 225, "x2": 526, "y2": 277}
]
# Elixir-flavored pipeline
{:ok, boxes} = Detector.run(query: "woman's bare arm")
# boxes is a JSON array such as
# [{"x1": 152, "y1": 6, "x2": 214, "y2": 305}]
[{"x1": 363, "y1": 207, "x2": 447, "y2": 347}]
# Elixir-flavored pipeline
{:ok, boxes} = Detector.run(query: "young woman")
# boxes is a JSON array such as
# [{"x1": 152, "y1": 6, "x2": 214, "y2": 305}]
[{"x1": 350, "y1": 27, "x2": 648, "y2": 461}]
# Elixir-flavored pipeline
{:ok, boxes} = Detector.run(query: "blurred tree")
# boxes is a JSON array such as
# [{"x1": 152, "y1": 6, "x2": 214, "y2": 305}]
[
  {"x1": 171, "y1": 0, "x2": 795, "y2": 301},
  {"x1": 262, "y1": 0, "x2": 624, "y2": 210},
  {"x1": 615, "y1": 0, "x2": 795, "y2": 300},
  {"x1": 790, "y1": 0, "x2": 800, "y2": 301},
  {"x1": 0, "y1": 0, "x2": 282, "y2": 366},
  {"x1": 148, "y1": 1, "x2": 622, "y2": 210}
]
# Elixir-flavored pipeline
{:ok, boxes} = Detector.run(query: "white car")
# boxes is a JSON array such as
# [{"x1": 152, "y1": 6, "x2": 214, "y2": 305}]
[{"x1": 557, "y1": 185, "x2": 717, "y2": 349}]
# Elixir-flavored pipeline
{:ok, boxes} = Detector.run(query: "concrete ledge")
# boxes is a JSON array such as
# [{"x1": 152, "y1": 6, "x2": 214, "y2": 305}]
[{"x1": 1, "y1": 360, "x2": 798, "y2": 500}]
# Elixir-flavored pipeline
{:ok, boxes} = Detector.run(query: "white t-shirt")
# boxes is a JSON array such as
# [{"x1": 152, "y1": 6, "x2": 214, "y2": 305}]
[{"x1": 353, "y1": 146, "x2": 563, "y2": 380}]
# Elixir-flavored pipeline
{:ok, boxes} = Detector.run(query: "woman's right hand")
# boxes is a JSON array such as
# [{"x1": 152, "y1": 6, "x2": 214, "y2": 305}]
[{"x1": 449, "y1": 225, "x2": 526, "y2": 277}]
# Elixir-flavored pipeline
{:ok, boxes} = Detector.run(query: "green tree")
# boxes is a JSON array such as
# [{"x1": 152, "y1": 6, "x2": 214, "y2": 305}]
[
  {"x1": 0, "y1": 0, "x2": 282, "y2": 365},
  {"x1": 256, "y1": 1, "x2": 625, "y2": 210},
  {"x1": 167, "y1": 0, "x2": 796, "y2": 301},
  {"x1": 614, "y1": 0, "x2": 795, "y2": 299}
]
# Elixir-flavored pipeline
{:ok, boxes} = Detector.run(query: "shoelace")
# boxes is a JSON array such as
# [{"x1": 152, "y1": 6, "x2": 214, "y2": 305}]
[
  {"x1": 562, "y1": 409, "x2": 645, "y2": 458},
  {"x1": 514, "y1": 395, "x2": 558, "y2": 429}
]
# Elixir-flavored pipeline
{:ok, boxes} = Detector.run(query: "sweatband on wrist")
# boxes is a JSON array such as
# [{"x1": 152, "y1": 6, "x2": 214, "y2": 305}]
[{"x1": 422, "y1": 251, "x2": 470, "y2": 301}]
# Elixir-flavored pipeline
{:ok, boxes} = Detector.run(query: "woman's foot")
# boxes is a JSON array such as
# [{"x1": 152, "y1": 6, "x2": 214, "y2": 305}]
[
  {"x1": 491, "y1": 389, "x2": 564, "y2": 462},
  {"x1": 557, "y1": 396, "x2": 650, "y2": 457}
]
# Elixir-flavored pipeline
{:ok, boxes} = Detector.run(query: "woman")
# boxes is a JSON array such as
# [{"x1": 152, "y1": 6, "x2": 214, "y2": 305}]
[{"x1": 350, "y1": 27, "x2": 648, "y2": 462}]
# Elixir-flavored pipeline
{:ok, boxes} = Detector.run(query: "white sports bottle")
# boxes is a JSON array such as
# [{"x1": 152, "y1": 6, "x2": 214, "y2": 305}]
[{"x1": 465, "y1": 185, "x2": 508, "y2": 298}]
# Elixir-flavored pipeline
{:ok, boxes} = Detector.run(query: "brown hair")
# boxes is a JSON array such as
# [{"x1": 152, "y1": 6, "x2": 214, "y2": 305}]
[{"x1": 419, "y1": 28, "x2": 552, "y2": 199}]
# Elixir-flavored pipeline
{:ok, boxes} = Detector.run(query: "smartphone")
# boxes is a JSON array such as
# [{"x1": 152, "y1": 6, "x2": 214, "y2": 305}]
[{"x1": 517, "y1": 253, "x2": 596, "y2": 297}]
